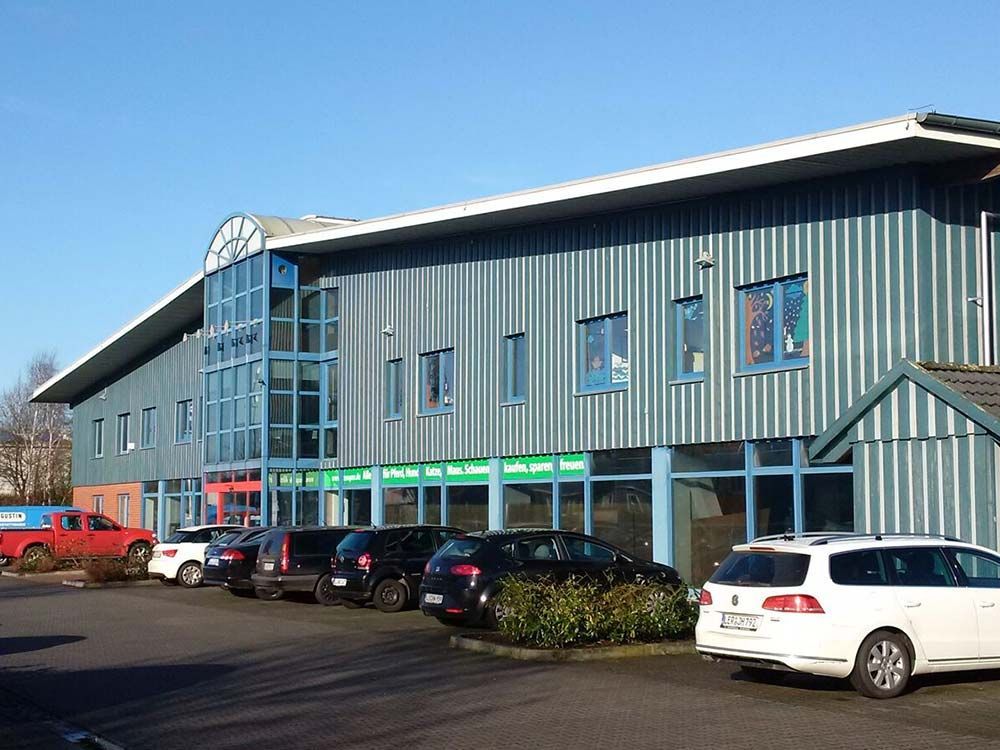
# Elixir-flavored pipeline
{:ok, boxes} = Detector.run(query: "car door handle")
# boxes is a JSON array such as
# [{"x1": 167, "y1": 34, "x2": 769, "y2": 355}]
[
  {"x1": 978, "y1": 601, "x2": 997, "y2": 608},
  {"x1": 902, "y1": 600, "x2": 922, "y2": 608}
]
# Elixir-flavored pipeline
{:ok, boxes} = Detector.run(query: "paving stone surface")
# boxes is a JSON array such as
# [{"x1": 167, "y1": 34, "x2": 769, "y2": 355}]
[{"x1": 2, "y1": 576, "x2": 1000, "y2": 749}]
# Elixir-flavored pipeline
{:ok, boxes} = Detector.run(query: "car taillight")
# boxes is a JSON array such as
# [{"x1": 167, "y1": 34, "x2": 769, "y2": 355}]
[
  {"x1": 698, "y1": 589, "x2": 713, "y2": 606},
  {"x1": 221, "y1": 548, "x2": 245, "y2": 561},
  {"x1": 279, "y1": 534, "x2": 291, "y2": 573},
  {"x1": 163, "y1": 549, "x2": 177, "y2": 558},
  {"x1": 356, "y1": 552, "x2": 371, "y2": 571},
  {"x1": 450, "y1": 564, "x2": 481, "y2": 576},
  {"x1": 424, "y1": 560, "x2": 432, "y2": 575},
  {"x1": 762, "y1": 594, "x2": 825, "y2": 613}
]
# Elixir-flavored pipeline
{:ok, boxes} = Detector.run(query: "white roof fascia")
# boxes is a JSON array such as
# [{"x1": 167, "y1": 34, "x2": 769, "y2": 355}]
[
  {"x1": 267, "y1": 114, "x2": 943, "y2": 251},
  {"x1": 32, "y1": 271, "x2": 204, "y2": 402}
]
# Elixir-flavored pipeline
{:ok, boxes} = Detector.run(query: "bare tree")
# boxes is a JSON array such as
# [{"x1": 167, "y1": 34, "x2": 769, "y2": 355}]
[{"x1": 0, "y1": 353, "x2": 71, "y2": 503}]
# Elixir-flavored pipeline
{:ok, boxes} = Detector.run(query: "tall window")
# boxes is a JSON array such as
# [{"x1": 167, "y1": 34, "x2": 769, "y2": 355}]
[
  {"x1": 420, "y1": 349, "x2": 455, "y2": 414},
  {"x1": 117, "y1": 493, "x2": 130, "y2": 525},
  {"x1": 740, "y1": 276, "x2": 809, "y2": 371},
  {"x1": 324, "y1": 362, "x2": 339, "y2": 458},
  {"x1": 269, "y1": 360, "x2": 294, "y2": 458},
  {"x1": 502, "y1": 334, "x2": 526, "y2": 403},
  {"x1": 298, "y1": 362, "x2": 320, "y2": 459},
  {"x1": 93, "y1": 495, "x2": 104, "y2": 514},
  {"x1": 116, "y1": 413, "x2": 130, "y2": 455},
  {"x1": 93, "y1": 419, "x2": 104, "y2": 459},
  {"x1": 676, "y1": 297, "x2": 705, "y2": 378},
  {"x1": 175, "y1": 400, "x2": 193, "y2": 444},
  {"x1": 578, "y1": 313, "x2": 628, "y2": 391},
  {"x1": 324, "y1": 288, "x2": 340, "y2": 354},
  {"x1": 140, "y1": 407, "x2": 157, "y2": 449},
  {"x1": 385, "y1": 359, "x2": 403, "y2": 419}
]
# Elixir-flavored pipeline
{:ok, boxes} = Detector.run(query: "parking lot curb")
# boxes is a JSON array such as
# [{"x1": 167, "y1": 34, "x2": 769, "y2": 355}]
[
  {"x1": 449, "y1": 634, "x2": 696, "y2": 661},
  {"x1": 61, "y1": 579, "x2": 158, "y2": 589}
]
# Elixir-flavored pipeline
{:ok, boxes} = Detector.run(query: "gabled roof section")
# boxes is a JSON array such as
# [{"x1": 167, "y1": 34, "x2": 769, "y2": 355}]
[
  {"x1": 31, "y1": 272, "x2": 204, "y2": 405},
  {"x1": 268, "y1": 111, "x2": 1000, "y2": 255},
  {"x1": 810, "y1": 360, "x2": 1000, "y2": 462}
]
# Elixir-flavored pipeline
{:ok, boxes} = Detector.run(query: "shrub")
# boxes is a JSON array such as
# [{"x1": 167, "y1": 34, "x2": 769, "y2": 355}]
[
  {"x1": 11, "y1": 552, "x2": 57, "y2": 574},
  {"x1": 82, "y1": 557, "x2": 148, "y2": 583},
  {"x1": 496, "y1": 575, "x2": 698, "y2": 649}
]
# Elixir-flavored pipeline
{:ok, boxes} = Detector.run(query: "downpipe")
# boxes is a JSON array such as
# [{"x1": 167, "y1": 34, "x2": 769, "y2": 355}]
[{"x1": 981, "y1": 211, "x2": 1000, "y2": 366}]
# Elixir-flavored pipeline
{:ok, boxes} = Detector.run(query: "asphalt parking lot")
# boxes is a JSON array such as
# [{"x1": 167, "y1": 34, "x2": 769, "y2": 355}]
[{"x1": 3, "y1": 576, "x2": 1000, "y2": 749}]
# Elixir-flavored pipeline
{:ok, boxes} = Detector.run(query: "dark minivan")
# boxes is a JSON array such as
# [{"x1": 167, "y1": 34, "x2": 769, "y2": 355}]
[
  {"x1": 321, "y1": 525, "x2": 463, "y2": 612},
  {"x1": 251, "y1": 526, "x2": 359, "y2": 602},
  {"x1": 419, "y1": 529, "x2": 683, "y2": 627}
]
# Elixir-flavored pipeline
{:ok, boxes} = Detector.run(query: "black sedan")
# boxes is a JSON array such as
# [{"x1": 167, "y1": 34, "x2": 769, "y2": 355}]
[
  {"x1": 418, "y1": 528, "x2": 682, "y2": 627},
  {"x1": 203, "y1": 527, "x2": 270, "y2": 596}
]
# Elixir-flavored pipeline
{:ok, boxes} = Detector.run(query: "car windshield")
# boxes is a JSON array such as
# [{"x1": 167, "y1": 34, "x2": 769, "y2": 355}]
[
  {"x1": 162, "y1": 531, "x2": 198, "y2": 544},
  {"x1": 437, "y1": 537, "x2": 484, "y2": 559},
  {"x1": 337, "y1": 531, "x2": 374, "y2": 555},
  {"x1": 710, "y1": 551, "x2": 810, "y2": 587}
]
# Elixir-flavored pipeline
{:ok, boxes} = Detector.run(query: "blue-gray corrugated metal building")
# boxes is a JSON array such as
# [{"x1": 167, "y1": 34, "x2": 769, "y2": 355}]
[{"x1": 32, "y1": 112, "x2": 1000, "y2": 585}]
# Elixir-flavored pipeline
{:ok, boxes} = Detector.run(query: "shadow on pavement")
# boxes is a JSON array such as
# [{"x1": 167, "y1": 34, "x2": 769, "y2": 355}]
[{"x1": 0, "y1": 636, "x2": 85, "y2": 657}]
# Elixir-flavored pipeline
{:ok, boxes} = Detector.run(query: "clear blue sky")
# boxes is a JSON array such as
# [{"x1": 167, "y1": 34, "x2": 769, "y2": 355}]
[{"x1": 1, "y1": 0, "x2": 998, "y2": 389}]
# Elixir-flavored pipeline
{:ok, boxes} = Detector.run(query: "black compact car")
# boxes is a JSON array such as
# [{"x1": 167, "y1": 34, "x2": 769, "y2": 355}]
[
  {"x1": 250, "y1": 526, "x2": 359, "y2": 602},
  {"x1": 320, "y1": 525, "x2": 464, "y2": 612},
  {"x1": 419, "y1": 529, "x2": 682, "y2": 627},
  {"x1": 203, "y1": 527, "x2": 270, "y2": 596}
]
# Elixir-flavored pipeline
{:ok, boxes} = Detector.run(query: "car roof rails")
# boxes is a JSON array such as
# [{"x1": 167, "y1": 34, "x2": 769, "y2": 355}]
[{"x1": 809, "y1": 532, "x2": 962, "y2": 545}]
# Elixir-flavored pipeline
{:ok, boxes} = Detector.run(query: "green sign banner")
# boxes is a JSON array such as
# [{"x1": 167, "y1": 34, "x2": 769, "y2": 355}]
[
  {"x1": 339, "y1": 467, "x2": 373, "y2": 488},
  {"x1": 558, "y1": 453, "x2": 586, "y2": 477},
  {"x1": 421, "y1": 463, "x2": 443, "y2": 482},
  {"x1": 445, "y1": 459, "x2": 490, "y2": 484},
  {"x1": 502, "y1": 453, "x2": 586, "y2": 481},
  {"x1": 382, "y1": 463, "x2": 421, "y2": 486}
]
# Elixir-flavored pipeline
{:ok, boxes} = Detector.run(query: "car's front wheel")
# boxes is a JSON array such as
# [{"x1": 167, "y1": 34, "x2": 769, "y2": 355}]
[
  {"x1": 314, "y1": 574, "x2": 341, "y2": 606},
  {"x1": 176, "y1": 562, "x2": 203, "y2": 588},
  {"x1": 127, "y1": 543, "x2": 152, "y2": 566},
  {"x1": 373, "y1": 579, "x2": 408, "y2": 613},
  {"x1": 850, "y1": 630, "x2": 912, "y2": 699}
]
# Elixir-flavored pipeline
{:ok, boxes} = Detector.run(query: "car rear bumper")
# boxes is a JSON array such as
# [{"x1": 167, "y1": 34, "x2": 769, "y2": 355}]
[
  {"x1": 203, "y1": 570, "x2": 252, "y2": 589},
  {"x1": 695, "y1": 622, "x2": 853, "y2": 678},
  {"x1": 418, "y1": 584, "x2": 485, "y2": 621},
  {"x1": 328, "y1": 571, "x2": 370, "y2": 601},
  {"x1": 147, "y1": 557, "x2": 180, "y2": 580},
  {"x1": 250, "y1": 573, "x2": 317, "y2": 592}
]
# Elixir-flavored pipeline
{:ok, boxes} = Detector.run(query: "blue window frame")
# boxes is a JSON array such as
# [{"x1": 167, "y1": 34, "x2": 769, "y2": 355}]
[
  {"x1": 324, "y1": 361, "x2": 339, "y2": 458},
  {"x1": 116, "y1": 413, "x2": 130, "y2": 455},
  {"x1": 739, "y1": 276, "x2": 810, "y2": 372},
  {"x1": 419, "y1": 349, "x2": 455, "y2": 414},
  {"x1": 578, "y1": 313, "x2": 628, "y2": 392},
  {"x1": 140, "y1": 407, "x2": 156, "y2": 449},
  {"x1": 675, "y1": 297, "x2": 705, "y2": 379},
  {"x1": 93, "y1": 419, "x2": 104, "y2": 459},
  {"x1": 385, "y1": 359, "x2": 403, "y2": 420},
  {"x1": 174, "y1": 400, "x2": 193, "y2": 444},
  {"x1": 501, "y1": 334, "x2": 526, "y2": 404}
]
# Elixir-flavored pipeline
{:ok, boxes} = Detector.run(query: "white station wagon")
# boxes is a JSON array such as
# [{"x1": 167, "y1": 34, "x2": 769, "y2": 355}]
[{"x1": 696, "y1": 534, "x2": 1000, "y2": 698}]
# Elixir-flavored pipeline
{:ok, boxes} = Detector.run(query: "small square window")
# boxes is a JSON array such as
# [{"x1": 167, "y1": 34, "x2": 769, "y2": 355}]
[
  {"x1": 578, "y1": 313, "x2": 628, "y2": 392},
  {"x1": 740, "y1": 276, "x2": 810, "y2": 372},
  {"x1": 420, "y1": 349, "x2": 455, "y2": 414},
  {"x1": 676, "y1": 297, "x2": 705, "y2": 378},
  {"x1": 502, "y1": 334, "x2": 526, "y2": 403}
]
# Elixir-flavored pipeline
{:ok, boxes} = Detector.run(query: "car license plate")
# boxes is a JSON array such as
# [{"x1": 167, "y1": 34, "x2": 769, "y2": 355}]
[
  {"x1": 424, "y1": 593, "x2": 444, "y2": 605},
  {"x1": 720, "y1": 613, "x2": 762, "y2": 631},
  {"x1": 263, "y1": 562, "x2": 274, "y2": 571},
  {"x1": 332, "y1": 577, "x2": 347, "y2": 587},
  {"x1": 207, "y1": 558, "x2": 220, "y2": 567}
]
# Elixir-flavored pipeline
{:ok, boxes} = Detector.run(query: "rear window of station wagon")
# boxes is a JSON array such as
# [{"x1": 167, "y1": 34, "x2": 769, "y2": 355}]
[{"x1": 711, "y1": 551, "x2": 810, "y2": 587}]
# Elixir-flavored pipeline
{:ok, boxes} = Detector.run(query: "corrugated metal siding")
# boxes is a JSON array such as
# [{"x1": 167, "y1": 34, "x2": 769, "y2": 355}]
[
  {"x1": 71, "y1": 336, "x2": 201, "y2": 486},
  {"x1": 856, "y1": 379, "x2": 986, "y2": 442},
  {"x1": 854, "y1": 434, "x2": 997, "y2": 548},
  {"x1": 322, "y1": 168, "x2": 998, "y2": 467}
]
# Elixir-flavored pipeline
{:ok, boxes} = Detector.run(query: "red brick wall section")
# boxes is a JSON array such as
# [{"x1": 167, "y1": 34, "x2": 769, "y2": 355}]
[{"x1": 72, "y1": 483, "x2": 143, "y2": 528}]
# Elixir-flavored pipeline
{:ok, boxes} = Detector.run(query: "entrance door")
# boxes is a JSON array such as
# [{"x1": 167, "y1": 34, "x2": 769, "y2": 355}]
[
  {"x1": 885, "y1": 547, "x2": 979, "y2": 662},
  {"x1": 947, "y1": 547, "x2": 1000, "y2": 660}
]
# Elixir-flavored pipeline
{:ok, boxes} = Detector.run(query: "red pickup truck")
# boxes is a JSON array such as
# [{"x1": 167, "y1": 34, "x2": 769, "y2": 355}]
[{"x1": 0, "y1": 511, "x2": 155, "y2": 567}]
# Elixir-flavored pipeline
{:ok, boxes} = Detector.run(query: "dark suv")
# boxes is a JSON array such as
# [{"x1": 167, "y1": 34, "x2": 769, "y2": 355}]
[
  {"x1": 251, "y1": 526, "x2": 359, "y2": 602},
  {"x1": 419, "y1": 529, "x2": 682, "y2": 627},
  {"x1": 320, "y1": 525, "x2": 463, "y2": 612}
]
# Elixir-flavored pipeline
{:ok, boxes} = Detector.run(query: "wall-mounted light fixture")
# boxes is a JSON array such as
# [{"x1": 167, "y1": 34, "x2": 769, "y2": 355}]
[{"x1": 695, "y1": 251, "x2": 715, "y2": 270}]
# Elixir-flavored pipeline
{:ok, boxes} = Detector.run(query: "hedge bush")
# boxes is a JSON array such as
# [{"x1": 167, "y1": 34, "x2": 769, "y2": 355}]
[{"x1": 495, "y1": 575, "x2": 698, "y2": 649}]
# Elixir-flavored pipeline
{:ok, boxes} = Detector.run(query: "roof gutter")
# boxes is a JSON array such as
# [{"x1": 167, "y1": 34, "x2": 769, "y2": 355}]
[{"x1": 917, "y1": 112, "x2": 1000, "y2": 137}]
